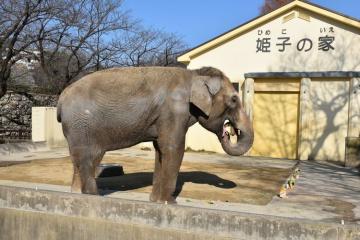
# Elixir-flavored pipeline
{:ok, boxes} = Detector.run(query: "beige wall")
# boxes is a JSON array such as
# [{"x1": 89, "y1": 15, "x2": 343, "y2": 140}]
[
  {"x1": 348, "y1": 78, "x2": 360, "y2": 138},
  {"x1": 183, "y1": 9, "x2": 359, "y2": 157},
  {"x1": 252, "y1": 92, "x2": 299, "y2": 159},
  {"x1": 32, "y1": 107, "x2": 47, "y2": 142},
  {"x1": 306, "y1": 80, "x2": 350, "y2": 161},
  {"x1": 187, "y1": 10, "x2": 360, "y2": 83},
  {"x1": 32, "y1": 107, "x2": 67, "y2": 148},
  {"x1": 186, "y1": 123, "x2": 224, "y2": 153}
]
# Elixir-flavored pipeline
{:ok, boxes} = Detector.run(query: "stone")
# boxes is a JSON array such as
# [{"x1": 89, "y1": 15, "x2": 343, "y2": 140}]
[{"x1": 0, "y1": 91, "x2": 58, "y2": 141}]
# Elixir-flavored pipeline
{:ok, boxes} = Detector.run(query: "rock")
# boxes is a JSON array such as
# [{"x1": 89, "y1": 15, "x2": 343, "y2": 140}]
[{"x1": 0, "y1": 91, "x2": 58, "y2": 141}]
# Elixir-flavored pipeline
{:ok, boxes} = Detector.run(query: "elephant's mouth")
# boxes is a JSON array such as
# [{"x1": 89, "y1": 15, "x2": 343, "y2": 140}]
[{"x1": 222, "y1": 119, "x2": 240, "y2": 139}]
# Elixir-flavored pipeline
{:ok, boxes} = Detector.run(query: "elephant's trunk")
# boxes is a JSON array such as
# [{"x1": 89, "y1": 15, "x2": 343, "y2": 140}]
[{"x1": 219, "y1": 111, "x2": 254, "y2": 156}]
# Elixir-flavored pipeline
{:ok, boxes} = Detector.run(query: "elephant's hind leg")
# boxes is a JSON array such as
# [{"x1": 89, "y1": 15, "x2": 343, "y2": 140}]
[{"x1": 70, "y1": 146, "x2": 104, "y2": 195}]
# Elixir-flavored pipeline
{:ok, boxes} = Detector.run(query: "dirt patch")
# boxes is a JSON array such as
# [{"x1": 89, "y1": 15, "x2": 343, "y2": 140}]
[
  {"x1": 0, "y1": 161, "x2": 31, "y2": 167},
  {"x1": 0, "y1": 156, "x2": 292, "y2": 205}
]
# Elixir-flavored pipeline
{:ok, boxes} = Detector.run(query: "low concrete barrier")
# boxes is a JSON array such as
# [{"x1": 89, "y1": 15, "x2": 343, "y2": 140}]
[
  {"x1": 0, "y1": 141, "x2": 47, "y2": 155},
  {"x1": 0, "y1": 185, "x2": 359, "y2": 240}
]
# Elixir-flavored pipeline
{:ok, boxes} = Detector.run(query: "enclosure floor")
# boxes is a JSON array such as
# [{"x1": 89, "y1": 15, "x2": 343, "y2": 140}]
[
  {"x1": 0, "y1": 152, "x2": 292, "y2": 205},
  {"x1": 0, "y1": 146, "x2": 359, "y2": 224}
]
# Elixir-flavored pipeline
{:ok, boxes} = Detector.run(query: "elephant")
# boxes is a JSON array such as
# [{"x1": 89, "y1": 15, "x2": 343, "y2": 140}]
[{"x1": 57, "y1": 66, "x2": 254, "y2": 203}]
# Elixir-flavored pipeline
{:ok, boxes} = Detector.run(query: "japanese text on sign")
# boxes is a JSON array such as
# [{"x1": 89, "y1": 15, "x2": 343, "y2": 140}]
[{"x1": 256, "y1": 27, "x2": 336, "y2": 53}]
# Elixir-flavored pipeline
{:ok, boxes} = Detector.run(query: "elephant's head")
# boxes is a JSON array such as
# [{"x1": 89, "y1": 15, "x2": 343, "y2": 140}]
[{"x1": 190, "y1": 67, "x2": 254, "y2": 156}]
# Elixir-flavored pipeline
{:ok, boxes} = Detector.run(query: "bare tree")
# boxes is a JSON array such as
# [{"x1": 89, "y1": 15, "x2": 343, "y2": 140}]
[
  {"x1": 32, "y1": 50, "x2": 87, "y2": 93},
  {"x1": 0, "y1": 0, "x2": 52, "y2": 98},
  {"x1": 153, "y1": 33, "x2": 187, "y2": 67},
  {"x1": 260, "y1": 0, "x2": 295, "y2": 15},
  {"x1": 110, "y1": 28, "x2": 186, "y2": 67},
  {"x1": 0, "y1": 0, "x2": 187, "y2": 97},
  {"x1": 0, "y1": 0, "x2": 134, "y2": 96},
  {"x1": 31, "y1": 0, "x2": 134, "y2": 92}
]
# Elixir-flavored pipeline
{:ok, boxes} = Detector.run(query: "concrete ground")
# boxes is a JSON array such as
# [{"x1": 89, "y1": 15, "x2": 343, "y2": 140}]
[{"x1": 0, "y1": 145, "x2": 359, "y2": 225}]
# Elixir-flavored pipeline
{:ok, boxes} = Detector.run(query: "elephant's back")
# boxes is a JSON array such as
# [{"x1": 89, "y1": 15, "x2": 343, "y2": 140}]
[
  {"x1": 63, "y1": 67, "x2": 189, "y2": 99},
  {"x1": 58, "y1": 67, "x2": 188, "y2": 145},
  {"x1": 59, "y1": 66, "x2": 191, "y2": 118}
]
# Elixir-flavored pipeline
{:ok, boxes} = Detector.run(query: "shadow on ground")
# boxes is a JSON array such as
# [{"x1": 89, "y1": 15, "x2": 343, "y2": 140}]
[{"x1": 97, "y1": 171, "x2": 236, "y2": 198}]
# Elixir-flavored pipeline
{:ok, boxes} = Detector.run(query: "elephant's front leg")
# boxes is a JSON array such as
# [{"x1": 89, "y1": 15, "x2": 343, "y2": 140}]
[
  {"x1": 155, "y1": 132, "x2": 185, "y2": 204},
  {"x1": 150, "y1": 141, "x2": 162, "y2": 202}
]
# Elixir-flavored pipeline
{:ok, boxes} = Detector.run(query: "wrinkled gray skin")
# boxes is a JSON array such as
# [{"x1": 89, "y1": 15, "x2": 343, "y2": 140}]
[{"x1": 57, "y1": 67, "x2": 253, "y2": 203}]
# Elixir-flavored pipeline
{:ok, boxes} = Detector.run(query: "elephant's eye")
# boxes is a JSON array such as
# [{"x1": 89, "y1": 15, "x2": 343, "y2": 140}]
[
  {"x1": 231, "y1": 95, "x2": 238, "y2": 104},
  {"x1": 227, "y1": 95, "x2": 238, "y2": 109}
]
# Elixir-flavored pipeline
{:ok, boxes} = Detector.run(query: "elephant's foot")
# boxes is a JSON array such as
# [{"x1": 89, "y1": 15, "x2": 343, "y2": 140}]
[
  {"x1": 83, "y1": 188, "x2": 99, "y2": 195},
  {"x1": 82, "y1": 178, "x2": 99, "y2": 195},
  {"x1": 149, "y1": 193, "x2": 158, "y2": 202},
  {"x1": 157, "y1": 196, "x2": 177, "y2": 204},
  {"x1": 71, "y1": 185, "x2": 82, "y2": 194},
  {"x1": 71, "y1": 173, "x2": 98, "y2": 195},
  {"x1": 149, "y1": 186, "x2": 161, "y2": 202},
  {"x1": 150, "y1": 189, "x2": 177, "y2": 204},
  {"x1": 158, "y1": 190, "x2": 177, "y2": 204},
  {"x1": 150, "y1": 196, "x2": 177, "y2": 204}
]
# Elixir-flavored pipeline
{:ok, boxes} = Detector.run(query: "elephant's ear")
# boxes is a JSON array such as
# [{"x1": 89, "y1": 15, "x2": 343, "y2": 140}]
[{"x1": 190, "y1": 77, "x2": 221, "y2": 116}]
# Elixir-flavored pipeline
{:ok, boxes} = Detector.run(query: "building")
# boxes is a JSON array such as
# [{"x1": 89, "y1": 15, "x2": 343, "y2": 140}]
[{"x1": 178, "y1": 0, "x2": 360, "y2": 164}]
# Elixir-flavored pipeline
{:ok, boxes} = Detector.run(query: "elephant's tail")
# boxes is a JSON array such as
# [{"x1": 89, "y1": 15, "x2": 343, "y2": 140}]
[{"x1": 56, "y1": 102, "x2": 62, "y2": 123}]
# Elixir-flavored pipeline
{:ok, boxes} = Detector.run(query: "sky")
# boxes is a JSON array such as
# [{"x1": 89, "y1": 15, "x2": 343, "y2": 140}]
[{"x1": 122, "y1": 0, "x2": 360, "y2": 48}]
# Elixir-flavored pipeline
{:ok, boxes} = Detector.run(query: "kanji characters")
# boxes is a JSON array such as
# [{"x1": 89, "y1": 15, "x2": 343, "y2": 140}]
[
  {"x1": 256, "y1": 38, "x2": 271, "y2": 52},
  {"x1": 276, "y1": 37, "x2": 291, "y2": 52},
  {"x1": 255, "y1": 27, "x2": 336, "y2": 53},
  {"x1": 318, "y1": 35, "x2": 335, "y2": 51}
]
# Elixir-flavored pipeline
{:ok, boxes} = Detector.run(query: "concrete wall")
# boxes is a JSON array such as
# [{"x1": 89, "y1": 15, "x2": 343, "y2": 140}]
[{"x1": 0, "y1": 185, "x2": 359, "y2": 240}]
